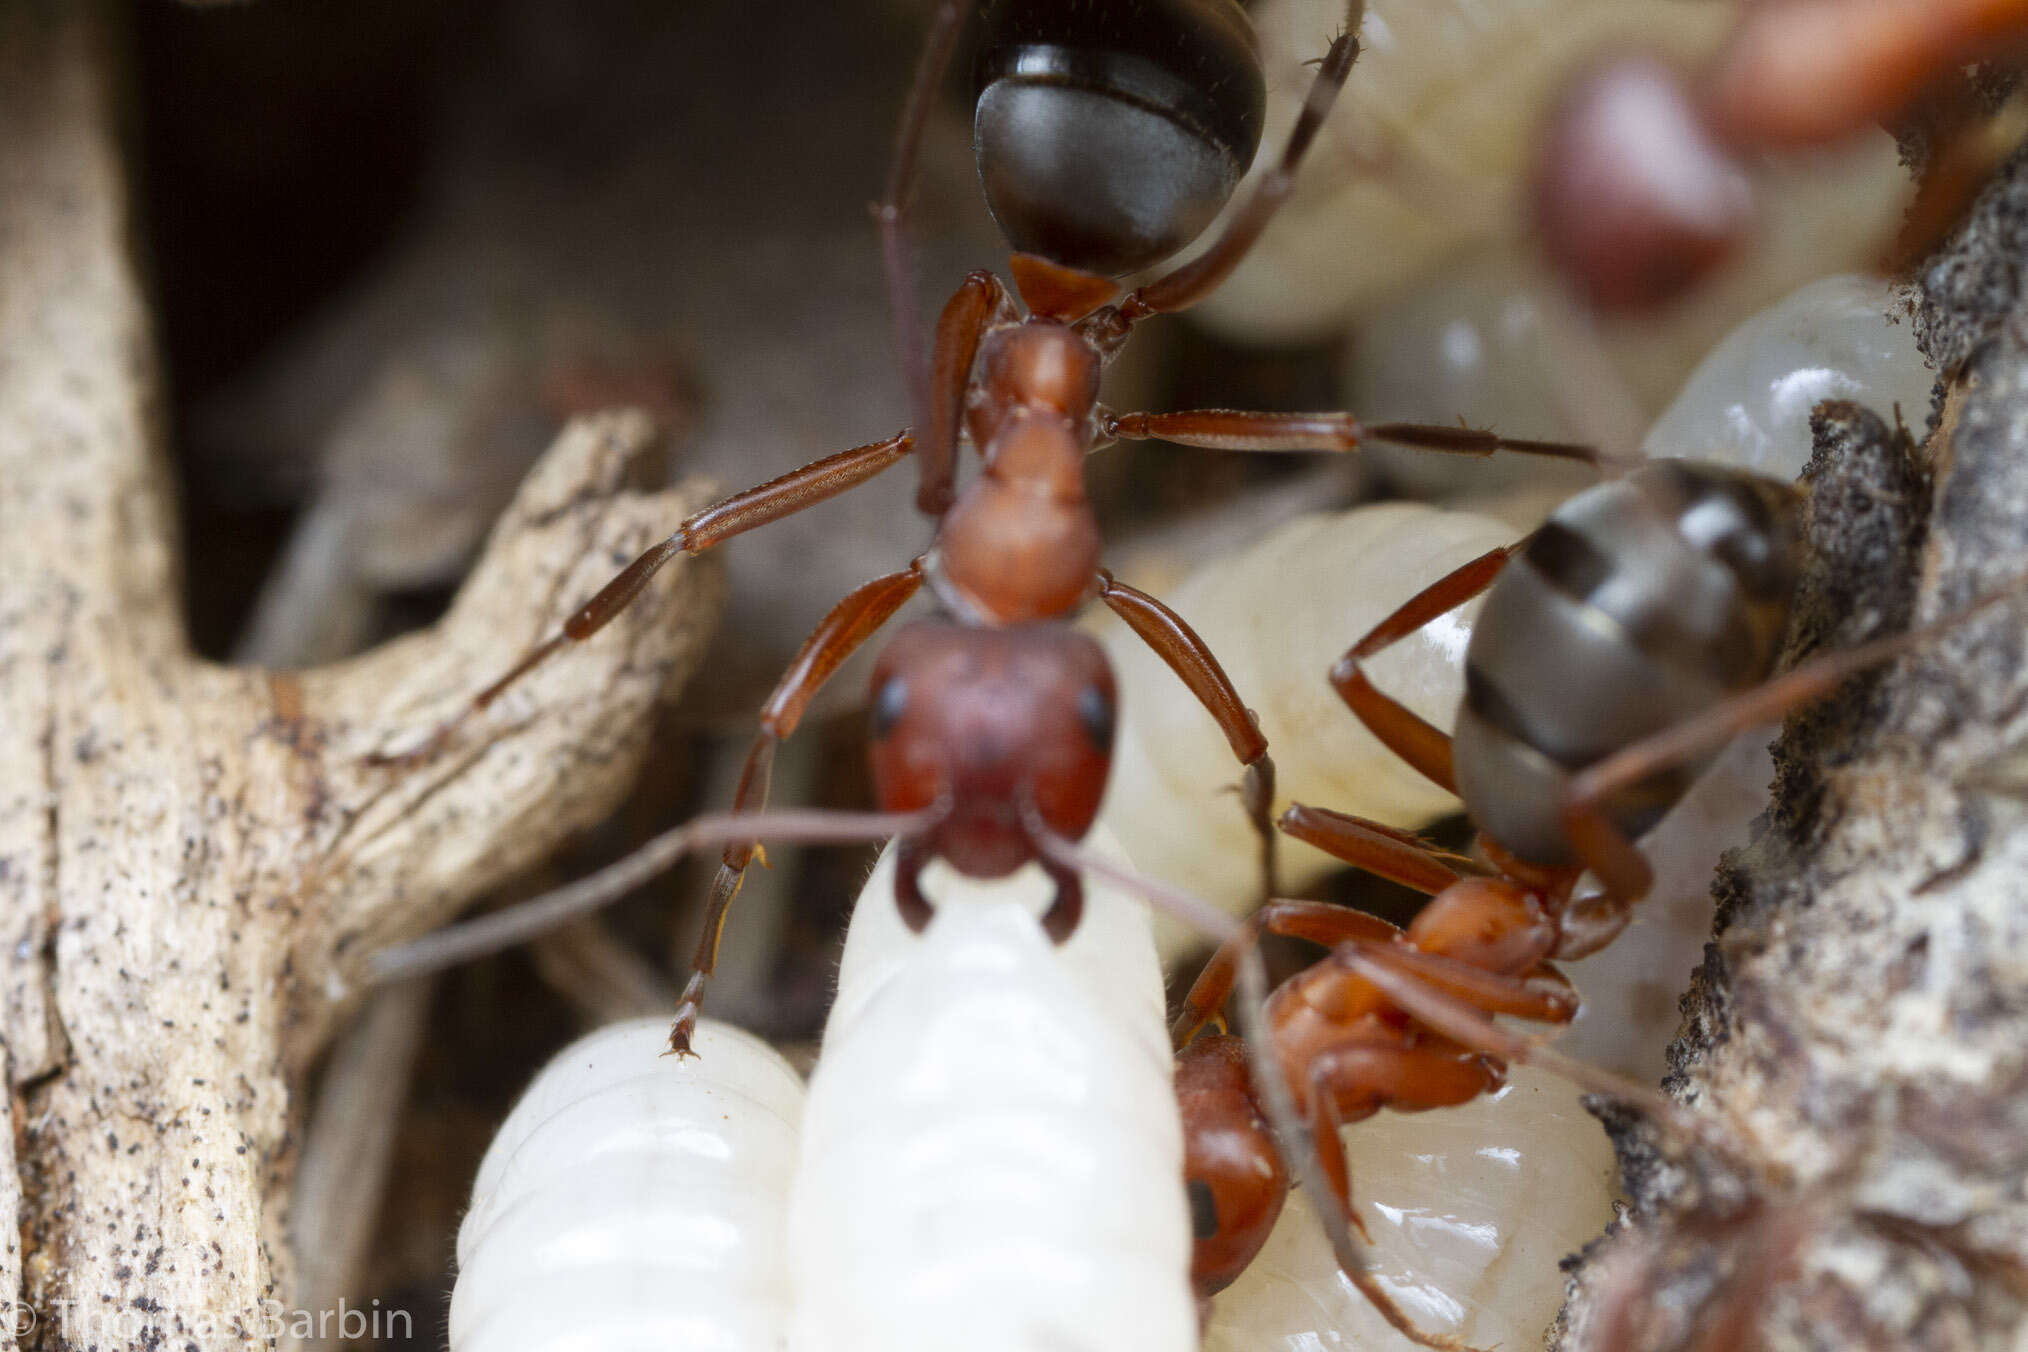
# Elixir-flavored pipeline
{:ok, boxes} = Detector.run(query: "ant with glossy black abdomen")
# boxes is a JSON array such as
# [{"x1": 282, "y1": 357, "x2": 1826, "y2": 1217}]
[
  {"x1": 1533, "y1": 0, "x2": 2028, "y2": 313},
  {"x1": 364, "y1": 0, "x2": 1596, "y2": 1054},
  {"x1": 1170, "y1": 451, "x2": 2028, "y2": 1344}
]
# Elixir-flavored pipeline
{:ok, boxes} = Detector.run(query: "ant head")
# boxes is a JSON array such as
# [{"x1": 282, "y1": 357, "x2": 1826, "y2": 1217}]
[
  {"x1": 1532, "y1": 52, "x2": 1756, "y2": 313},
  {"x1": 973, "y1": 0, "x2": 1265, "y2": 278},
  {"x1": 1176, "y1": 1034, "x2": 1288, "y2": 1297},
  {"x1": 867, "y1": 619, "x2": 1115, "y2": 878}
]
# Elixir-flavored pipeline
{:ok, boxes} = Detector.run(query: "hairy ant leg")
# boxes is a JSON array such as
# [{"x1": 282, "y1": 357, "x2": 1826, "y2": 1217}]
[
  {"x1": 1329, "y1": 544, "x2": 1520, "y2": 796},
  {"x1": 1336, "y1": 943, "x2": 1723, "y2": 1148},
  {"x1": 1102, "y1": 408, "x2": 1606, "y2": 465},
  {"x1": 1095, "y1": 570, "x2": 1281, "y2": 899},
  {"x1": 1278, "y1": 803, "x2": 1479, "y2": 893},
  {"x1": 918, "y1": 270, "x2": 1014, "y2": 516},
  {"x1": 1173, "y1": 899, "x2": 1405, "y2": 1047},
  {"x1": 671, "y1": 560, "x2": 927, "y2": 1053},
  {"x1": 1302, "y1": 1037, "x2": 1495, "y2": 1352},
  {"x1": 366, "y1": 432, "x2": 915, "y2": 767},
  {"x1": 1553, "y1": 567, "x2": 2028, "y2": 947}
]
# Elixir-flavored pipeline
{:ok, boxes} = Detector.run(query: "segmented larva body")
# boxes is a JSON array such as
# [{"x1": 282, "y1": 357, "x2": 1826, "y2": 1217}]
[
  {"x1": 450, "y1": 832, "x2": 1185, "y2": 1352},
  {"x1": 451, "y1": 1017, "x2": 804, "y2": 1352},
  {"x1": 1101, "y1": 501, "x2": 1513, "y2": 921},
  {"x1": 447, "y1": 861, "x2": 1618, "y2": 1352},
  {"x1": 789, "y1": 827, "x2": 1194, "y2": 1352},
  {"x1": 1206, "y1": 1065, "x2": 1619, "y2": 1352}
]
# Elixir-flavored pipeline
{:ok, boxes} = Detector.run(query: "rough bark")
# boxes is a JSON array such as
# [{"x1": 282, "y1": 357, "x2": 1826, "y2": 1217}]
[
  {"x1": 1552, "y1": 150, "x2": 2028, "y2": 1350},
  {"x1": 0, "y1": 7, "x2": 720, "y2": 1347}
]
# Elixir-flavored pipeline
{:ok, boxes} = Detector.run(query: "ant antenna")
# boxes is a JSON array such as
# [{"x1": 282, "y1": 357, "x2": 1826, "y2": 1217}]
[{"x1": 363, "y1": 806, "x2": 941, "y2": 984}]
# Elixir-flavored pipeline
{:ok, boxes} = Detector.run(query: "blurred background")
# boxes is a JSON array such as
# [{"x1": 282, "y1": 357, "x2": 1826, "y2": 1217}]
[{"x1": 133, "y1": 0, "x2": 1913, "y2": 1343}]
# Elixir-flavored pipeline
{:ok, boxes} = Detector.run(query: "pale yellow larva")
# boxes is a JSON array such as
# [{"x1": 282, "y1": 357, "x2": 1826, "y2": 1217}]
[
  {"x1": 789, "y1": 829, "x2": 1194, "y2": 1352},
  {"x1": 451, "y1": 1017, "x2": 804, "y2": 1352},
  {"x1": 1098, "y1": 500, "x2": 1514, "y2": 943}
]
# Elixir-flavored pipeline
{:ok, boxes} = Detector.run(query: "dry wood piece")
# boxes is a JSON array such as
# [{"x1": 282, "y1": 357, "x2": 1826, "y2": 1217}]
[
  {"x1": 0, "y1": 7, "x2": 720, "y2": 1346},
  {"x1": 1552, "y1": 153, "x2": 2028, "y2": 1350}
]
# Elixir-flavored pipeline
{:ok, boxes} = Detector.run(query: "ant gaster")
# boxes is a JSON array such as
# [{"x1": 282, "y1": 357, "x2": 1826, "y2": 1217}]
[{"x1": 368, "y1": 0, "x2": 1590, "y2": 1055}]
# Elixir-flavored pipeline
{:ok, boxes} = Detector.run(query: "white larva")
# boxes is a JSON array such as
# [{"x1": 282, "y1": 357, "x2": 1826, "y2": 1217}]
[
  {"x1": 448, "y1": 869, "x2": 1609, "y2": 1352},
  {"x1": 1205, "y1": 1065, "x2": 1620, "y2": 1352},
  {"x1": 450, "y1": 828, "x2": 1192, "y2": 1352},
  {"x1": 1640, "y1": 273, "x2": 1933, "y2": 482},
  {"x1": 788, "y1": 827, "x2": 1194, "y2": 1352},
  {"x1": 1098, "y1": 500, "x2": 1511, "y2": 927},
  {"x1": 451, "y1": 1017, "x2": 804, "y2": 1352}
]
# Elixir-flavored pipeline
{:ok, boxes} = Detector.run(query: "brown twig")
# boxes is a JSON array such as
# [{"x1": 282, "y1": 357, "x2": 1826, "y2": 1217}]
[{"x1": 0, "y1": 8, "x2": 722, "y2": 1344}]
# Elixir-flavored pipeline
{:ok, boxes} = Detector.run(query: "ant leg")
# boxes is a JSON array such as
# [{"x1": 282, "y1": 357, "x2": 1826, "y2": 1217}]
[
  {"x1": 1555, "y1": 566, "x2": 2028, "y2": 930},
  {"x1": 1331, "y1": 545, "x2": 1517, "y2": 795},
  {"x1": 1329, "y1": 943, "x2": 1578, "y2": 1024},
  {"x1": 1094, "y1": 6, "x2": 1365, "y2": 336},
  {"x1": 1173, "y1": 899, "x2": 1404, "y2": 1047},
  {"x1": 1102, "y1": 408, "x2": 1608, "y2": 466},
  {"x1": 367, "y1": 432, "x2": 915, "y2": 767},
  {"x1": 1335, "y1": 942, "x2": 1716, "y2": 1148},
  {"x1": 670, "y1": 561, "x2": 927, "y2": 1055},
  {"x1": 918, "y1": 271, "x2": 1013, "y2": 516},
  {"x1": 878, "y1": 0, "x2": 967, "y2": 441},
  {"x1": 1305, "y1": 1044, "x2": 1491, "y2": 1352},
  {"x1": 1095, "y1": 570, "x2": 1280, "y2": 900},
  {"x1": 1278, "y1": 803, "x2": 1469, "y2": 894},
  {"x1": 362, "y1": 804, "x2": 936, "y2": 984}
]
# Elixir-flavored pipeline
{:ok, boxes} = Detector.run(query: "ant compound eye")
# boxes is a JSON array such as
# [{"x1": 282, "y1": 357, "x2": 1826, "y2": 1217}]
[
  {"x1": 870, "y1": 675, "x2": 908, "y2": 740},
  {"x1": 1187, "y1": 1177, "x2": 1220, "y2": 1241},
  {"x1": 1077, "y1": 683, "x2": 1116, "y2": 752},
  {"x1": 974, "y1": 0, "x2": 1265, "y2": 277}
]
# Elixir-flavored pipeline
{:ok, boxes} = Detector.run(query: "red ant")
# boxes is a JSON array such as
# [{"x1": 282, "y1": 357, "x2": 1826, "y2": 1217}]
[
  {"x1": 1532, "y1": 0, "x2": 2028, "y2": 313},
  {"x1": 1168, "y1": 457, "x2": 2028, "y2": 1347},
  {"x1": 364, "y1": 0, "x2": 1590, "y2": 1054}
]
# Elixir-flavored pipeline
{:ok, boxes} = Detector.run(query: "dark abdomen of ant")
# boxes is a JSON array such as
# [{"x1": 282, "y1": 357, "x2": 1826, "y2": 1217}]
[
  {"x1": 975, "y1": 0, "x2": 1265, "y2": 277},
  {"x1": 1454, "y1": 461, "x2": 1804, "y2": 864}
]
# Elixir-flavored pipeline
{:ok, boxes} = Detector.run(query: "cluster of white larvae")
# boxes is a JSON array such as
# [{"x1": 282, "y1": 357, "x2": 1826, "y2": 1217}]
[{"x1": 448, "y1": 273, "x2": 1932, "y2": 1351}]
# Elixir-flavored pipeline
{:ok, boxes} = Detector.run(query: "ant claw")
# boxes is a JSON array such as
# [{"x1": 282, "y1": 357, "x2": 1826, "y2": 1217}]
[
  {"x1": 665, "y1": 972, "x2": 709, "y2": 1058},
  {"x1": 664, "y1": 1009, "x2": 701, "y2": 1060}
]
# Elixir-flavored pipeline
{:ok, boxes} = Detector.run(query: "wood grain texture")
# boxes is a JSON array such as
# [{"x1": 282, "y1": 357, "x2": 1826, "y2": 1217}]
[
  {"x1": 0, "y1": 7, "x2": 721, "y2": 1346},
  {"x1": 1553, "y1": 148, "x2": 2028, "y2": 1350}
]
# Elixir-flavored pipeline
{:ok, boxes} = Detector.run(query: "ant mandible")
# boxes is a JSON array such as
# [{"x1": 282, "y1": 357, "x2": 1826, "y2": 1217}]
[
  {"x1": 1533, "y1": 0, "x2": 2028, "y2": 313},
  {"x1": 1170, "y1": 456, "x2": 2028, "y2": 1347},
  {"x1": 367, "y1": 0, "x2": 1590, "y2": 1053}
]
